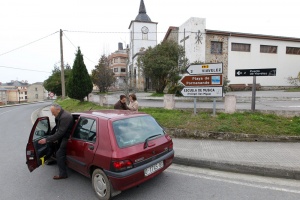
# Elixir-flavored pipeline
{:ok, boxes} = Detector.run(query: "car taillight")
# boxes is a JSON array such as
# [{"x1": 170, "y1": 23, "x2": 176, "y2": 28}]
[
  {"x1": 168, "y1": 143, "x2": 173, "y2": 151},
  {"x1": 112, "y1": 160, "x2": 133, "y2": 172}
]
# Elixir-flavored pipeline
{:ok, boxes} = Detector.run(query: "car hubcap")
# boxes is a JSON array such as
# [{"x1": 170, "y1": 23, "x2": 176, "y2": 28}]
[{"x1": 94, "y1": 174, "x2": 107, "y2": 197}]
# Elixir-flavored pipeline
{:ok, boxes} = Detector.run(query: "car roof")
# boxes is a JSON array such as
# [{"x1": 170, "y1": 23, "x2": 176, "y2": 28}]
[{"x1": 72, "y1": 109, "x2": 148, "y2": 120}]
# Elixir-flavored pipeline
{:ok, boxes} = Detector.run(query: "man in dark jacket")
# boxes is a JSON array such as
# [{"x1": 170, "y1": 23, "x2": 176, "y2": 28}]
[
  {"x1": 38, "y1": 104, "x2": 73, "y2": 180},
  {"x1": 114, "y1": 94, "x2": 129, "y2": 110}
]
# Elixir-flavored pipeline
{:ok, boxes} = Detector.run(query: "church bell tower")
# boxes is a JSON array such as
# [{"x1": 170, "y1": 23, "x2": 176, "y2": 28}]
[{"x1": 128, "y1": 0, "x2": 157, "y2": 91}]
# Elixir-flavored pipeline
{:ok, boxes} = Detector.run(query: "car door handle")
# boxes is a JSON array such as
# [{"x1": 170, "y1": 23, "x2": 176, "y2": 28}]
[{"x1": 88, "y1": 145, "x2": 94, "y2": 150}]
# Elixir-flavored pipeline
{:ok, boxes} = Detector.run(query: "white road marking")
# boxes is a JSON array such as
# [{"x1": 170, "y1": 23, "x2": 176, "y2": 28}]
[{"x1": 168, "y1": 165, "x2": 300, "y2": 194}]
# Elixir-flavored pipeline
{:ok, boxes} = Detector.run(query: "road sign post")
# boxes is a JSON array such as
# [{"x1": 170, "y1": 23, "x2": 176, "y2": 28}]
[
  {"x1": 182, "y1": 63, "x2": 224, "y2": 115},
  {"x1": 180, "y1": 75, "x2": 223, "y2": 87},
  {"x1": 181, "y1": 87, "x2": 223, "y2": 97},
  {"x1": 235, "y1": 68, "x2": 276, "y2": 77},
  {"x1": 235, "y1": 68, "x2": 277, "y2": 112},
  {"x1": 187, "y1": 63, "x2": 223, "y2": 75}
]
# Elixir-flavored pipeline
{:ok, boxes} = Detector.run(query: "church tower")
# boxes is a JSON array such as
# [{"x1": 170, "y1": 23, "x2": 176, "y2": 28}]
[{"x1": 128, "y1": 0, "x2": 157, "y2": 91}]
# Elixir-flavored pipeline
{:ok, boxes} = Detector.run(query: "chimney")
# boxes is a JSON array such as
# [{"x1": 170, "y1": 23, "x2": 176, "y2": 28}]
[{"x1": 118, "y1": 42, "x2": 123, "y2": 50}]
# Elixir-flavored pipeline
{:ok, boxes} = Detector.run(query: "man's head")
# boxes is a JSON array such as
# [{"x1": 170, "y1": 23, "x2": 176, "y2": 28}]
[
  {"x1": 50, "y1": 104, "x2": 62, "y2": 117},
  {"x1": 119, "y1": 95, "x2": 127, "y2": 103}
]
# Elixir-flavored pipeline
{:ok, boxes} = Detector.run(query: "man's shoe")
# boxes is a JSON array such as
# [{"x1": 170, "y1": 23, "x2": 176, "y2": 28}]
[{"x1": 53, "y1": 175, "x2": 68, "y2": 180}]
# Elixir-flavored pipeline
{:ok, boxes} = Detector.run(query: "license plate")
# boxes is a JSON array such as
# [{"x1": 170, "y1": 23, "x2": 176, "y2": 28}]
[{"x1": 144, "y1": 161, "x2": 164, "y2": 177}]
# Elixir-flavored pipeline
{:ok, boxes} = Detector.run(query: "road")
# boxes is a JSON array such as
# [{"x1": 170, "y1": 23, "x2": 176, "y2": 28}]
[{"x1": 1, "y1": 103, "x2": 300, "y2": 200}]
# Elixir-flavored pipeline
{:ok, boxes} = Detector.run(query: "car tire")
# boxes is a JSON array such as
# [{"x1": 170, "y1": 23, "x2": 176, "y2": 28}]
[{"x1": 92, "y1": 168, "x2": 111, "y2": 200}]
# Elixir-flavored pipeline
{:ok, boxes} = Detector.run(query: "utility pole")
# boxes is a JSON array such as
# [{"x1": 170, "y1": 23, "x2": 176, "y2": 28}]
[
  {"x1": 125, "y1": 46, "x2": 130, "y2": 99},
  {"x1": 60, "y1": 29, "x2": 66, "y2": 99}
]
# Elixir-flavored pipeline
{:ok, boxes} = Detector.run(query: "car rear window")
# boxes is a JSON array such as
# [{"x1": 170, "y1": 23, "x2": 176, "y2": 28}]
[{"x1": 112, "y1": 115, "x2": 165, "y2": 148}]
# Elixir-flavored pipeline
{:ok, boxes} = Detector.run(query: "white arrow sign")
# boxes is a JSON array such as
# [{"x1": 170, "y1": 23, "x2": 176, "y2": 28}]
[
  {"x1": 187, "y1": 63, "x2": 223, "y2": 75},
  {"x1": 181, "y1": 87, "x2": 223, "y2": 97}
]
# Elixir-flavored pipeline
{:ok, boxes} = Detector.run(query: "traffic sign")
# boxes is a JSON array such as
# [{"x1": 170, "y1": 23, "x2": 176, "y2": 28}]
[
  {"x1": 181, "y1": 87, "x2": 223, "y2": 97},
  {"x1": 187, "y1": 63, "x2": 223, "y2": 74},
  {"x1": 235, "y1": 68, "x2": 276, "y2": 76},
  {"x1": 180, "y1": 75, "x2": 223, "y2": 86}
]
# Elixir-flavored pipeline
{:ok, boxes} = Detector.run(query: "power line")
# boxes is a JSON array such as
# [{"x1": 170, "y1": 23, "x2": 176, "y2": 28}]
[
  {"x1": 0, "y1": 66, "x2": 51, "y2": 73},
  {"x1": 63, "y1": 32, "x2": 77, "y2": 49},
  {"x1": 63, "y1": 32, "x2": 97, "y2": 64},
  {"x1": 0, "y1": 31, "x2": 59, "y2": 57},
  {"x1": 63, "y1": 30, "x2": 195, "y2": 34}
]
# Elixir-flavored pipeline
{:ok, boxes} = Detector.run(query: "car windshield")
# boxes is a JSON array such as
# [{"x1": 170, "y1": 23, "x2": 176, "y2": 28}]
[{"x1": 112, "y1": 115, "x2": 164, "y2": 148}]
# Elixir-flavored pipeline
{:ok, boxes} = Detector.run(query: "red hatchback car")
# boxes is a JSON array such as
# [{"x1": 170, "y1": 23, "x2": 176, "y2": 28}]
[{"x1": 26, "y1": 110, "x2": 174, "y2": 200}]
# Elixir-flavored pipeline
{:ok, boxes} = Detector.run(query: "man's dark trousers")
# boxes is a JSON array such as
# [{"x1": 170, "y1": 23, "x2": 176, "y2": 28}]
[{"x1": 57, "y1": 138, "x2": 68, "y2": 177}]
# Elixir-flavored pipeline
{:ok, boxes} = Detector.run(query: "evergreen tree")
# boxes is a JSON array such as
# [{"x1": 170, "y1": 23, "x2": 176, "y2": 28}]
[
  {"x1": 91, "y1": 54, "x2": 115, "y2": 93},
  {"x1": 67, "y1": 47, "x2": 93, "y2": 101}
]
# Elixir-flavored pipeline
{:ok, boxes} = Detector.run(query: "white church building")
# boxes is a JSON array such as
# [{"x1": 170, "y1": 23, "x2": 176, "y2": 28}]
[
  {"x1": 128, "y1": 0, "x2": 157, "y2": 91},
  {"x1": 129, "y1": 1, "x2": 300, "y2": 90}
]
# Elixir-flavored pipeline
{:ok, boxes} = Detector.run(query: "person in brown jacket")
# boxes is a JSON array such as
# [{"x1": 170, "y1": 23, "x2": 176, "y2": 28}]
[{"x1": 114, "y1": 94, "x2": 129, "y2": 110}]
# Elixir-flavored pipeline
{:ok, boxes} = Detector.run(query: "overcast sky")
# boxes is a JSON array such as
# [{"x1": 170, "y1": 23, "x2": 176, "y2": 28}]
[{"x1": 1, "y1": 0, "x2": 299, "y2": 84}]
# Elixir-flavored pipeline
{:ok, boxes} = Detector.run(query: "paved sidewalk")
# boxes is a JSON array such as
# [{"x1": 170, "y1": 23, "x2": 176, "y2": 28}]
[
  {"x1": 38, "y1": 104, "x2": 300, "y2": 180},
  {"x1": 173, "y1": 138, "x2": 300, "y2": 180}
]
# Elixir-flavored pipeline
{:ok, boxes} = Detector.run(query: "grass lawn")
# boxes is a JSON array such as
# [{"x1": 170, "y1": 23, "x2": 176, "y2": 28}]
[{"x1": 56, "y1": 98, "x2": 300, "y2": 137}]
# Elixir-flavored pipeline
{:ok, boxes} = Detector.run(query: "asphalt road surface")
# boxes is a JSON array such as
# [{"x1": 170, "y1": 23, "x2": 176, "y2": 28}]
[{"x1": 1, "y1": 103, "x2": 300, "y2": 200}]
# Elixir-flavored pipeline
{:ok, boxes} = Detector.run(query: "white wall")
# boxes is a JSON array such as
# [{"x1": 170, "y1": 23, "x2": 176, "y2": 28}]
[
  {"x1": 178, "y1": 17, "x2": 206, "y2": 64},
  {"x1": 129, "y1": 21, "x2": 157, "y2": 89},
  {"x1": 228, "y1": 37, "x2": 300, "y2": 86},
  {"x1": 130, "y1": 22, "x2": 157, "y2": 58}
]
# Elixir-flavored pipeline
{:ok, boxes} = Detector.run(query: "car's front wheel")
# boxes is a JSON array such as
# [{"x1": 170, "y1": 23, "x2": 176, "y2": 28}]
[{"x1": 92, "y1": 169, "x2": 111, "y2": 200}]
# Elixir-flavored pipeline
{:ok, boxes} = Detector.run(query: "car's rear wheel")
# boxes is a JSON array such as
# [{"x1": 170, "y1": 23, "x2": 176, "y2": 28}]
[{"x1": 92, "y1": 169, "x2": 111, "y2": 200}]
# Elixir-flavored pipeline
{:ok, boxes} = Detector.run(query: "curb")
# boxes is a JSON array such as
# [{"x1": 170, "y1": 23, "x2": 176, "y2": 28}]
[{"x1": 173, "y1": 157, "x2": 300, "y2": 180}]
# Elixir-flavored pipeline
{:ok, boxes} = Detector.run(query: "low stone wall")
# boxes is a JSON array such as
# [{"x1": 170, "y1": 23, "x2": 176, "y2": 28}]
[{"x1": 165, "y1": 128, "x2": 300, "y2": 142}]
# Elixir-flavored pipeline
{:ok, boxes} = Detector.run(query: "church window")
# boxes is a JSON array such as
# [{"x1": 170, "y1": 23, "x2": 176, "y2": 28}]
[{"x1": 142, "y1": 33, "x2": 148, "y2": 40}]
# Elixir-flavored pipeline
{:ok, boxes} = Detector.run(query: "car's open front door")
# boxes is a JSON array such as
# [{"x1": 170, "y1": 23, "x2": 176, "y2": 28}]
[{"x1": 26, "y1": 117, "x2": 51, "y2": 172}]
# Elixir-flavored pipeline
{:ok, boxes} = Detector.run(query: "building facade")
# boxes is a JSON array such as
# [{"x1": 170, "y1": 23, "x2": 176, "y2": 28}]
[
  {"x1": 0, "y1": 80, "x2": 28, "y2": 103},
  {"x1": 0, "y1": 89, "x2": 8, "y2": 105},
  {"x1": 108, "y1": 43, "x2": 128, "y2": 90},
  {"x1": 163, "y1": 17, "x2": 300, "y2": 88},
  {"x1": 27, "y1": 82, "x2": 47, "y2": 102}
]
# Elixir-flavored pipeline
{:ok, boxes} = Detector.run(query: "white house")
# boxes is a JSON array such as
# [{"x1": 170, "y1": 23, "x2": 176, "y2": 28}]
[{"x1": 164, "y1": 17, "x2": 300, "y2": 88}]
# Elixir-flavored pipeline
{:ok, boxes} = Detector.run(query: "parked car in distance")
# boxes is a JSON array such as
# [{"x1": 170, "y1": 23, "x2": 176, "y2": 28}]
[{"x1": 26, "y1": 110, "x2": 174, "y2": 200}]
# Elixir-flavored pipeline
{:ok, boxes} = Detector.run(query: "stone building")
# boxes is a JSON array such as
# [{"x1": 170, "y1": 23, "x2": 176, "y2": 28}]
[{"x1": 27, "y1": 82, "x2": 47, "y2": 102}]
